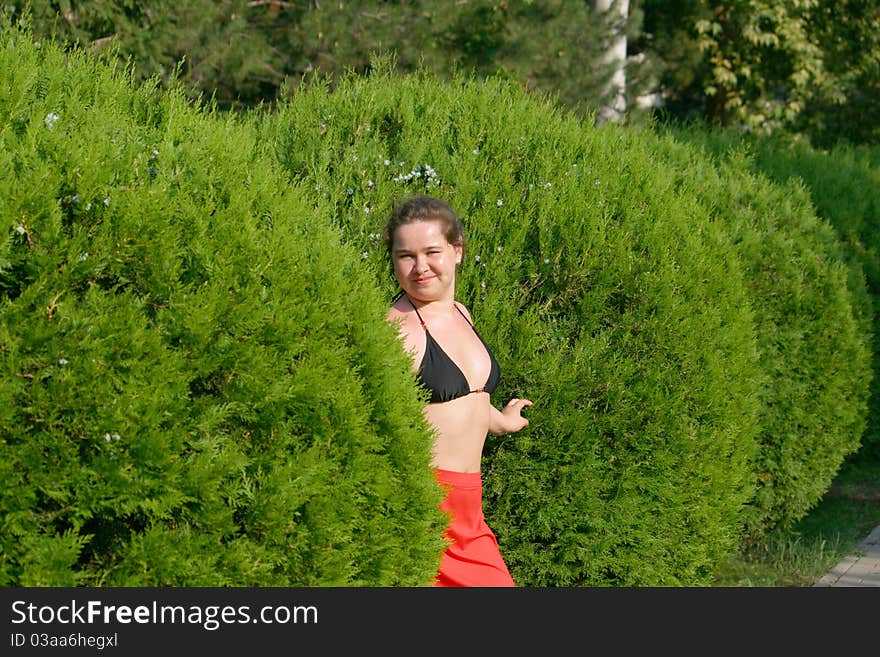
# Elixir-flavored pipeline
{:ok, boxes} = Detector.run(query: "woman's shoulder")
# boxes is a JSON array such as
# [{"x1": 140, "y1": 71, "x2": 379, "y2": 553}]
[
  {"x1": 386, "y1": 295, "x2": 414, "y2": 327},
  {"x1": 454, "y1": 300, "x2": 475, "y2": 324}
]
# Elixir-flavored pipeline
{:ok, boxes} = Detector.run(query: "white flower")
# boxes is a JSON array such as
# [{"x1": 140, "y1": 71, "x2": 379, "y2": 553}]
[
  {"x1": 103, "y1": 197, "x2": 110, "y2": 206},
  {"x1": 15, "y1": 225, "x2": 25, "y2": 235},
  {"x1": 347, "y1": 187, "x2": 354, "y2": 195},
  {"x1": 78, "y1": 252, "x2": 89, "y2": 262},
  {"x1": 474, "y1": 255, "x2": 481, "y2": 263},
  {"x1": 383, "y1": 159, "x2": 391, "y2": 166},
  {"x1": 361, "y1": 251, "x2": 369, "y2": 259},
  {"x1": 44, "y1": 112, "x2": 59, "y2": 128},
  {"x1": 544, "y1": 182, "x2": 552, "y2": 189},
  {"x1": 496, "y1": 246, "x2": 503, "y2": 252},
  {"x1": 366, "y1": 180, "x2": 374, "y2": 187},
  {"x1": 496, "y1": 199, "x2": 503, "y2": 207},
  {"x1": 543, "y1": 258, "x2": 550, "y2": 264},
  {"x1": 472, "y1": 149, "x2": 480, "y2": 155},
  {"x1": 58, "y1": 358, "x2": 68, "y2": 365},
  {"x1": 393, "y1": 163, "x2": 436, "y2": 184},
  {"x1": 480, "y1": 281, "x2": 487, "y2": 289}
]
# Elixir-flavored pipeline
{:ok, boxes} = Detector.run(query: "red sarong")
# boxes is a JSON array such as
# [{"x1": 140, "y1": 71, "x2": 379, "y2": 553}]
[{"x1": 432, "y1": 468, "x2": 515, "y2": 587}]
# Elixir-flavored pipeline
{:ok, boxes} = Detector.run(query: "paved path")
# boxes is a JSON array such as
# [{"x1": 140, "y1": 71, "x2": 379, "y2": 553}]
[{"x1": 813, "y1": 524, "x2": 880, "y2": 586}]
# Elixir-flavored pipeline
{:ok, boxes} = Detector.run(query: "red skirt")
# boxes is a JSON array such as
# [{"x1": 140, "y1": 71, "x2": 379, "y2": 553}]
[{"x1": 432, "y1": 468, "x2": 515, "y2": 587}]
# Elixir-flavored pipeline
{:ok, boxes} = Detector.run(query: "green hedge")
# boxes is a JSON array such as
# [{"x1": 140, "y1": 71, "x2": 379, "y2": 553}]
[
  {"x1": 260, "y1": 64, "x2": 765, "y2": 585},
  {"x1": 0, "y1": 24, "x2": 447, "y2": 586},
  {"x1": 678, "y1": 132, "x2": 879, "y2": 457},
  {"x1": 2, "y1": 22, "x2": 873, "y2": 587},
  {"x1": 653, "y1": 129, "x2": 873, "y2": 539}
]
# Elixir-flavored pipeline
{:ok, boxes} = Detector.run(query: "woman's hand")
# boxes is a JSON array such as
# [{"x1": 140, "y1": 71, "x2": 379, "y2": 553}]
[{"x1": 489, "y1": 398, "x2": 533, "y2": 435}]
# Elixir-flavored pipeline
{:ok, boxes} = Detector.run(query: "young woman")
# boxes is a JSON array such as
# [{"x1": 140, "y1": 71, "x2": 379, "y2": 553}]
[{"x1": 384, "y1": 195, "x2": 533, "y2": 587}]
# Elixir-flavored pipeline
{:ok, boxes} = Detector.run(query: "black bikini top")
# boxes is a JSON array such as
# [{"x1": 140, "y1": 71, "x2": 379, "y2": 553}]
[{"x1": 405, "y1": 295, "x2": 501, "y2": 404}]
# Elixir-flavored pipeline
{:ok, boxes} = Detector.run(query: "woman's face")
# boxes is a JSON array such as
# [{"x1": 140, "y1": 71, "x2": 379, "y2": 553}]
[{"x1": 391, "y1": 219, "x2": 462, "y2": 302}]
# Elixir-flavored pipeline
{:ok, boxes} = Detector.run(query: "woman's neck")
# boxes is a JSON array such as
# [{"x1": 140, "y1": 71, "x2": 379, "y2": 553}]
[{"x1": 405, "y1": 293, "x2": 457, "y2": 317}]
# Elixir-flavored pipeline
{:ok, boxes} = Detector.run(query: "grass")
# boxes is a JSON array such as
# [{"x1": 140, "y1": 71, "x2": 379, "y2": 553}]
[{"x1": 711, "y1": 448, "x2": 880, "y2": 586}]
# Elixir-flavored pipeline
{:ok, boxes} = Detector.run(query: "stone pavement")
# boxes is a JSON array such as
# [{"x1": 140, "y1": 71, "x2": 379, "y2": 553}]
[{"x1": 812, "y1": 523, "x2": 880, "y2": 586}]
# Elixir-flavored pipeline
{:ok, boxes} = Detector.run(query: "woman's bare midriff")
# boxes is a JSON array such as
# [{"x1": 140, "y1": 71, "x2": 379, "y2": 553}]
[{"x1": 424, "y1": 392, "x2": 492, "y2": 473}]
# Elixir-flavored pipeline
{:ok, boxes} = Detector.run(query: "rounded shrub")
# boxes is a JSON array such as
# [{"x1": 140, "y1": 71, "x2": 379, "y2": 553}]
[
  {"x1": 0, "y1": 25, "x2": 447, "y2": 586},
  {"x1": 260, "y1": 62, "x2": 764, "y2": 585},
  {"x1": 654, "y1": 127, "x2": 873, "y2": 540},
  {"x1": 7, "y1": 24, "x2": 867, "y2": 588},
  {"x1": 701, "y1": 134, "x2": 879, "y2": 457}
]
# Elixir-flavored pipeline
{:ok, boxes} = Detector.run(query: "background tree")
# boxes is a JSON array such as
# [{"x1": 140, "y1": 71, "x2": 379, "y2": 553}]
[
  {"x1": 6, "y1": 1, "x2": 647, "y2": 118},
  {"x1": 796, "y1": 1, "x2": 880, "y2": 147},
  {"x1": 591, "y1": 0, "x2": 630, "y2": 124},
  {"x1": 636, "y1": 0, "x2": 880, "y2": 146},
  {"x1": 8, "y1": 1, "x2": 879, "y2": 145},
  {"x1": 5, "y1": 1, "x2": 282, "y2": 107}
]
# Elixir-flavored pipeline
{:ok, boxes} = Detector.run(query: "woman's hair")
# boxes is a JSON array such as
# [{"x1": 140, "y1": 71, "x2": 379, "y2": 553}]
[{"x1": 384, "y1": 195, "x2": 466, "y2": 256}]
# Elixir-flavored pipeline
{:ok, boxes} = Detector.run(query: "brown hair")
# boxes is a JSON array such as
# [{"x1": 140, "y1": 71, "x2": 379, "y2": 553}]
[{"x1": 384, "y1": 195, "x2": 466, "y2": 256}]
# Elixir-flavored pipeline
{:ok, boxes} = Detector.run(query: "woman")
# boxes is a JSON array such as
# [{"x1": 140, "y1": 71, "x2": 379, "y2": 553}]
[{"x1": 384, "y1": 195, "x2": 533, "y2": 587}]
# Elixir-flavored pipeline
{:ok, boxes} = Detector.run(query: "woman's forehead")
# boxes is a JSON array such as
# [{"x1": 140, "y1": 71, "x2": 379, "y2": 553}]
[{"x1": 393, "y1": 219, "x2": 450, "y2": 246}]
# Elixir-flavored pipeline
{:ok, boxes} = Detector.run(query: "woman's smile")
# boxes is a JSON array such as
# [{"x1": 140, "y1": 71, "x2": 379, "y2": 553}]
[{"x1": 392, "y1": 219, "x2": 462, "y2": 300}]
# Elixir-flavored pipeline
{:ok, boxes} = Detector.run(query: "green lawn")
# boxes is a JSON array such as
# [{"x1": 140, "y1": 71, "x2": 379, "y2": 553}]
[{"x1": 712, "y1": 450, "x2": 880, "y2": 587}]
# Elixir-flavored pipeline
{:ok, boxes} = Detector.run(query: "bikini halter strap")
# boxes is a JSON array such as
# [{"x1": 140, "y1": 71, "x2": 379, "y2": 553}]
[{"x1": 405, "y1": 294, "x2": 470, "y2": 331}]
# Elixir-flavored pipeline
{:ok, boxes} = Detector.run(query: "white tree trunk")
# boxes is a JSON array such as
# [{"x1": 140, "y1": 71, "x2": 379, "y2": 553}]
[{"x1": 592, "y1": 0, "x2": 629, "y2": 124}]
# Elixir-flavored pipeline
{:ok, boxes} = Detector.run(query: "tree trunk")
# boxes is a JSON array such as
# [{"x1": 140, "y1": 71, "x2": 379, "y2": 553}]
[{"x1": 592, "y1": 0, "x2": 629, "y2": 124}]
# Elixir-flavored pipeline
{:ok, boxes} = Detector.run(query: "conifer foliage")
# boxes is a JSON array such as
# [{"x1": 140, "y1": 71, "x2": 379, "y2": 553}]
[
  {"x1": 0, "y1": 24, "x2": 447, "y2": 586},
  {"x1": 1, "y1": 21, "x2": 872, "y2": 587},
  {"x1": 261, "y1": 60, "x2": 869, "y2": 584},
  {"x1": 261, "y1": 65, "x2": 765, "y2": 585},
  {"x1": 652, "y1": 129, "x2": 873, "y2": 540}
]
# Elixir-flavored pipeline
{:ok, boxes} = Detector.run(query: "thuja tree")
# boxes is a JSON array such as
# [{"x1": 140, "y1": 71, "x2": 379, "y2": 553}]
[
  {"x1": 258, "y1": 62, "x2": 765, "y2": 585},
  {"x1": 652, "y1": 128, "x2": 872, "y2": 540},
  {"x1": 692, "y1": 132, "x2": 880, "y2": 457},
  {"x1": 0, "y1": 24, "x2": 447, "y2": 586}
]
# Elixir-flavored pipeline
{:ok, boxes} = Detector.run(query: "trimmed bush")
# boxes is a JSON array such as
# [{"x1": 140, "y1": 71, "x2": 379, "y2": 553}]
[
  {"x1": 3, "y1": 22, "x2": 871, "y2": 587},
  {"x1": 260, "y1": 62, "x2": 764, "y2": 585},
  {"x1": 0, "y1": 24, "x2": 447, "y2": 586},
  {"x1": 686, "y1": 133, "x2": 879, "y2": 457},
  {"x1": 654, "y1": 128, "x2": 873, "y2": 539}
]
